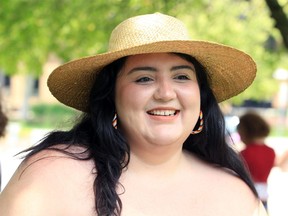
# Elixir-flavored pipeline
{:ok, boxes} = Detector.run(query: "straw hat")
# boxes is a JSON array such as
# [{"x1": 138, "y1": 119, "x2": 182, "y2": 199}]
[{"x1": 48, "y1": 12, "x2": 256, "y2": 112}]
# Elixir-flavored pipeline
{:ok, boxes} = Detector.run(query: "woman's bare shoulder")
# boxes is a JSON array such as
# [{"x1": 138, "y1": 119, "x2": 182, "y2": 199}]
[
  {"x1": 0, "y1": 145, "x2": 96, "y2": 216},
  {"x1": 16, "y1": 144, "x2": 95, "y2": 182},
  {"x1": 211, "y1": 166, "x2": 267, "y2": 215},
  {"x1": 186, "y1": 152, "x2": 268, "y2": 216}
]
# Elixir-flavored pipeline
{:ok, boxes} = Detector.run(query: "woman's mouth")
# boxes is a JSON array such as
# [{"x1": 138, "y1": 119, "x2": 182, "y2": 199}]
[{"x1": 147, "y1": 110, "x2": 178, "y2": 116}]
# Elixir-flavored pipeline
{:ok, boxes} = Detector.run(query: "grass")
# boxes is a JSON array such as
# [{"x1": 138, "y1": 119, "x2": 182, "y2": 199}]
[
  {"x1": 21, "y1": 103, "x2": 80, "y2": 130},
  {"x1": 271, "y1": 127, "x2": 288, "y2": 137}
]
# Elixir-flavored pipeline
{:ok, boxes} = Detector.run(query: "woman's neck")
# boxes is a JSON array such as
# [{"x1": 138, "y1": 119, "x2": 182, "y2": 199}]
[{"x1": 127, "y1": 144, "x2": 186, "y2": 177}]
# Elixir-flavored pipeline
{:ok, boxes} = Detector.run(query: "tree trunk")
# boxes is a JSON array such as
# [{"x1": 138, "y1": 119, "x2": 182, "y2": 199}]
[
  {"x1": 21, "y1": 75, "x2": 34, "y2": 121},
  {"x1": 265, "y1": 0, "x2": 288, "y2": 49}
]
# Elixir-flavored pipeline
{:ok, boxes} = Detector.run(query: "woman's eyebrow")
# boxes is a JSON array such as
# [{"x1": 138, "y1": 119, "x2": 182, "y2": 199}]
[
  {"x1": 128, "y1": 65, "x2": 195, "y2": 74},
  {"x1": 171, "y1": 65, "x2": 195, "y2": 72},
  {"x1": 128, "y1": 66, "x2": 157, "y2": 74}
]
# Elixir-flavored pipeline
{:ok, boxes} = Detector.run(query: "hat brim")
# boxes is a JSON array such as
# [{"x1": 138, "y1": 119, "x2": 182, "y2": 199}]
[{"x1": 48, "y1": 40, "x2": 256, "y2": 112}]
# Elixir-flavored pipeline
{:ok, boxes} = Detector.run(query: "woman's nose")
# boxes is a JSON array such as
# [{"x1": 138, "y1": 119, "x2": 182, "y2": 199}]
[{"x1": 153, "y1": 79, "x2": 176, "y2": 101}]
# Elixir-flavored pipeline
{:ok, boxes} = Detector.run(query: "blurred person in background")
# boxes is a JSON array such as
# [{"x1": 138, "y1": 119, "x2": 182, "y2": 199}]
[
  {"x1": 237, "y1": 111, "x2": 276, "y2": 210},
  {"x1": 277, "y1": 149, "x2": 288, "y2": 172},
  {"x1": 0, "y1": 98, "x2": 7, "y2": 138},
  {"x1": 0, "y1": 97, "x2": 8, "y2": 191}
]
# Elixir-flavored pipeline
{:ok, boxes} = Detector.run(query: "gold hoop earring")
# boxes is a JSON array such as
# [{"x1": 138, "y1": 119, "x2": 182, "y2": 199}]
[
  {"x1": 112, "y1": 113, "x2": 117, "y2": 129},
  {"x1": 191, "y1": 110, "x2": 203, "y2": 135}
]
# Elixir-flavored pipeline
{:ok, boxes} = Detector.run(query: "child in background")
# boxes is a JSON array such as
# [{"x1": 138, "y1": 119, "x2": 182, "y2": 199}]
[{"x1": 237, "y1": 112, "x2": 276, "y2": 209}]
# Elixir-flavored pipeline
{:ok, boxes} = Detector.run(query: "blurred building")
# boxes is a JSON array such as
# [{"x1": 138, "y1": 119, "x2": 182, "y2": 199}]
[{"x1": 0, "y1": 54, "x2": 61, "y2": 119}]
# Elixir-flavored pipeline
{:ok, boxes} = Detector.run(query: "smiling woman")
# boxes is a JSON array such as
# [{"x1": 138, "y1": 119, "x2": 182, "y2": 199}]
[
  {"x1": 115, "y1": 53, "x2": 200, "y2": 150},
  {"x1": 0, "y1": 13, "x2": 267, "y2": 216}
]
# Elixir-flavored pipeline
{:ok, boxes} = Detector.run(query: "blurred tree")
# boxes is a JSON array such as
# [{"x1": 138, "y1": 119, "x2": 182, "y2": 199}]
[
  {"x1": 0, "y1": 0, "x2": 287, "y2": 105},
  {"x1": 265, "y1": 0, "x2": 288, "y2": 48}
]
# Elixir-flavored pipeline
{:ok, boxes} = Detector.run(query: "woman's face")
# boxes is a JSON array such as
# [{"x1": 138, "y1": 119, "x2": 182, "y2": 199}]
[{"x1": 115, "y1": 53, "x2": 200, "y2": 147}]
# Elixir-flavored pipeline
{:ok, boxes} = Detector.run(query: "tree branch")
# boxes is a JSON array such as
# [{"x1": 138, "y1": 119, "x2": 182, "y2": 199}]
[{"x1": 265, "y1": 0, "x2": 288, "y2": 48}]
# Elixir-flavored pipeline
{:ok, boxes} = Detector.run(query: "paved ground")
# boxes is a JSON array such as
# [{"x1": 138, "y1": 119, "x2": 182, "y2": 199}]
[{"x1": 1, "y1": 123, "x2": 288, "y2": 215}]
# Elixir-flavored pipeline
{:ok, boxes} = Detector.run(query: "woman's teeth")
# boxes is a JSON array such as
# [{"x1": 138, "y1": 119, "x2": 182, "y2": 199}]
[{"x1": 148, "y1": 110, "x2": 176, "y2": 116}]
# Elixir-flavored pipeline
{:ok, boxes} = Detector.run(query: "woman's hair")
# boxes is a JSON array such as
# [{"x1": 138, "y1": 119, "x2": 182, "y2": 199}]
[
  {"x1": 0, "y1": 101, "x2": 8, "y2": 137},
  {"x1": 237, "y1": 112, "x2": 270, "y2": 139},
  {"x1": 23, "y1": 53, "x2": 257, "y2": 216}
]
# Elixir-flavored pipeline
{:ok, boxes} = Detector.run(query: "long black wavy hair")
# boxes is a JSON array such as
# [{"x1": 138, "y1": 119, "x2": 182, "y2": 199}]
[{"x1": 23, "y1": 53, "x2": 257, "y2": 215}]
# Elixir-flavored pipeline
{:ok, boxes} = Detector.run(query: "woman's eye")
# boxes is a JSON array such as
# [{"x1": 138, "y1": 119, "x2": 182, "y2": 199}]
[
  {"x1": 135, "y1": 77, "x2": 153, "y2": 83},
  {"x1": 175, "y1": 75, "x2": 190, "y2": 80}
]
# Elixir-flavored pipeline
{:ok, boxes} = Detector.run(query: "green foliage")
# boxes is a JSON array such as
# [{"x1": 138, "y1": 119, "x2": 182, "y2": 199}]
[
  {"x1": 180, "y1": 0, "x2": 286, "y2": 104},
  {"x1": 24, "y1": 103, "x2": 80, "y2": 129},
  {"x1": 1, "y1": 0, "x2": 288, "y2": 103}
]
